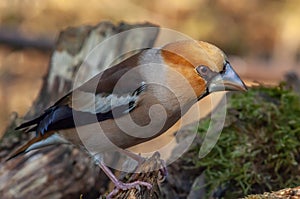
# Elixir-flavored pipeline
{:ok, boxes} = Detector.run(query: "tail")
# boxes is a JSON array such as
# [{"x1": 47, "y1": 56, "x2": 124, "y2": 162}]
[
  {"x1": 6, "y1": 133, "x2": 67, "y2": 161},
  {"x1": 6, "y1": 134, "x2": 51, "y2": 161},
  {"x1": 7, "y1": 107, "x2": 71, "y2": 161},
  {"x1": 7, "y1": 113, "x2": 51, "y2": 161},
  {"x1": 15, "y1": 115, "x2": 43, "y2": 132},
  {"x1": 15, "y1": 107, "x2": 57, "y2": 135}
]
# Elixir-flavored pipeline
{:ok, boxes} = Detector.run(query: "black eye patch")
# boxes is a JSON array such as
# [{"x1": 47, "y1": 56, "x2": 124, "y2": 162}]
[
  {"x1": 197, "y1": 66, "x2": 208, "y2": 76},
  {"x1": 196, "y1": 65, "x2": 219, "y2": 82}
]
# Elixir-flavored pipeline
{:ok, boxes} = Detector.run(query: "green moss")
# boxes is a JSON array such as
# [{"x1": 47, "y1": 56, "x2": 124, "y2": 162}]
[{"x1": 194, "y1": 84, "x2": 300, "y2": 198}]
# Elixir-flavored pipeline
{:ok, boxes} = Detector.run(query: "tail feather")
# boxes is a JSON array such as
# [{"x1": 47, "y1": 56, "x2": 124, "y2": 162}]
[
  {"x1": 8, "y1": 106, "x2": 70, "y2": 161},
  {"x1": 15, "y1": 114, "x2": 45, "y2": 130},
  {"x1": 15, "y1": 107, "x2": 56, "y2": 131},
  {"x1": 6, "y1": 135, "x2": 50, "y2": 161},
  {"x1": 6, "y1": 132, "x2": 67, "y2": 161},
  {"x1": 24, "y1": 126, "x2": 38, "y2": 133}
]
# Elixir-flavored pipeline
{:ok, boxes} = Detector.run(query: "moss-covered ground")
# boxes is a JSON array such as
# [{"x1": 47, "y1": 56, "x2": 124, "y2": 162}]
[{"x1": 192, "y1": 84, "x2": 300, "y2": 198}]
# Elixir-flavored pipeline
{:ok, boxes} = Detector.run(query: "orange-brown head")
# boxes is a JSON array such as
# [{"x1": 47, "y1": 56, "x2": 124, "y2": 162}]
[{"x1": 161, "y1": 40, "x2": 247, "y2": 100}]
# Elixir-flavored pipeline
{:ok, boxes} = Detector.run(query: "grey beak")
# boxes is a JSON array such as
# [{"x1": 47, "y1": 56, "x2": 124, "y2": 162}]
[{"x1": 209, "y1": 62, "x2": 247, "y2": 92}]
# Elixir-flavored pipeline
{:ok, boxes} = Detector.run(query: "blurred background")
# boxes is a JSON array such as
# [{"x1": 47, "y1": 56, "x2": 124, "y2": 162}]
[{"x1": 0, "y1": 0, "x2": 299, "y2": 136}]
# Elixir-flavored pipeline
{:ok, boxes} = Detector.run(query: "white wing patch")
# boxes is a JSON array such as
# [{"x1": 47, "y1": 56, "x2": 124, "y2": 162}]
[{"x1": 72, "y1": 82, "x2": 146, "y2": 114}]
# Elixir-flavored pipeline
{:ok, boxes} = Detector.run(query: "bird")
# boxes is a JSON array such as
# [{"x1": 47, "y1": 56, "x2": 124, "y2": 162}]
[{"x1": 8, "y1": 40, "x2": 247, "y2": 198}]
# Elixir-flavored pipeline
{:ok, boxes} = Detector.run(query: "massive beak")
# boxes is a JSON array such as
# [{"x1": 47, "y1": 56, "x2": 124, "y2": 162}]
[{"x1": 209, "y1": 62, "x2": 247, "y2": 92}]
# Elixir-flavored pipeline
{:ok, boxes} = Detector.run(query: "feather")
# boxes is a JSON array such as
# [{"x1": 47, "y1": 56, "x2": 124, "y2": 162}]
[
  {"x1": 15, "y1": 111, "x2": 49, "y2": 130},
  {"x1": 15, "y1": 81, "x2": 147, "y2": 138},
  {"x1": 6, "y1": 133, "x2": 67, "y2": 161}
]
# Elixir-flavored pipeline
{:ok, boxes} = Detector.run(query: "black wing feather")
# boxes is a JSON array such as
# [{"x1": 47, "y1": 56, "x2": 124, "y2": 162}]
[{"x1": 15, "y1": 83, "x2": 147, "y2": 136}]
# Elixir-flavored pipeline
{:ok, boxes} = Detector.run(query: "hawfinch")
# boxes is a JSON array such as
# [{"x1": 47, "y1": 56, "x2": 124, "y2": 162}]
[{"x1": 8, "y1": 40, "x2": 247, "y2": 198}]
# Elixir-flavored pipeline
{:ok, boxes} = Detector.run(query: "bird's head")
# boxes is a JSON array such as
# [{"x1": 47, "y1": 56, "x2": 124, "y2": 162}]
[{"x1": 161, "y1": 40, "x2": 247, "y2": 100}]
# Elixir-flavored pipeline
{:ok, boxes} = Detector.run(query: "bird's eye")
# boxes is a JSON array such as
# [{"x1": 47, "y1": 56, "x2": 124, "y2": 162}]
[{"x1": 196, "y1": 65, "x2": 209, "y2": 76}]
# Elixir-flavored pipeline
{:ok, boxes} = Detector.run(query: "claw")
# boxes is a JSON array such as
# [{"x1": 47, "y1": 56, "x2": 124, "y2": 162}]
[
  {"x1": 94, "y1": 155, "x2": 153, "y2": 199},
  {"x1": 106, "y1": 180, "x2": 152, "y2": 199},
  {"x1": 158, "y1": 159, "x2": 168, "y2": 182}
]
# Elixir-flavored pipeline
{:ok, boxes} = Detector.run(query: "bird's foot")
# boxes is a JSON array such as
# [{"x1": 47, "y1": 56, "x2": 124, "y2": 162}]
[
  {"x1": 106, "y1": 180, "x2": 152, "y2": 199},
  {"x1": 117, "y1": 150, "x2": 168, "y2": 180}
]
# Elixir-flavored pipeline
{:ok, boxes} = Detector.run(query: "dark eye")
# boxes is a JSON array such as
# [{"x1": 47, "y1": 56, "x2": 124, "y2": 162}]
[{"x1": 196, "y1": 65, "x2": 208, "y2": 76}]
